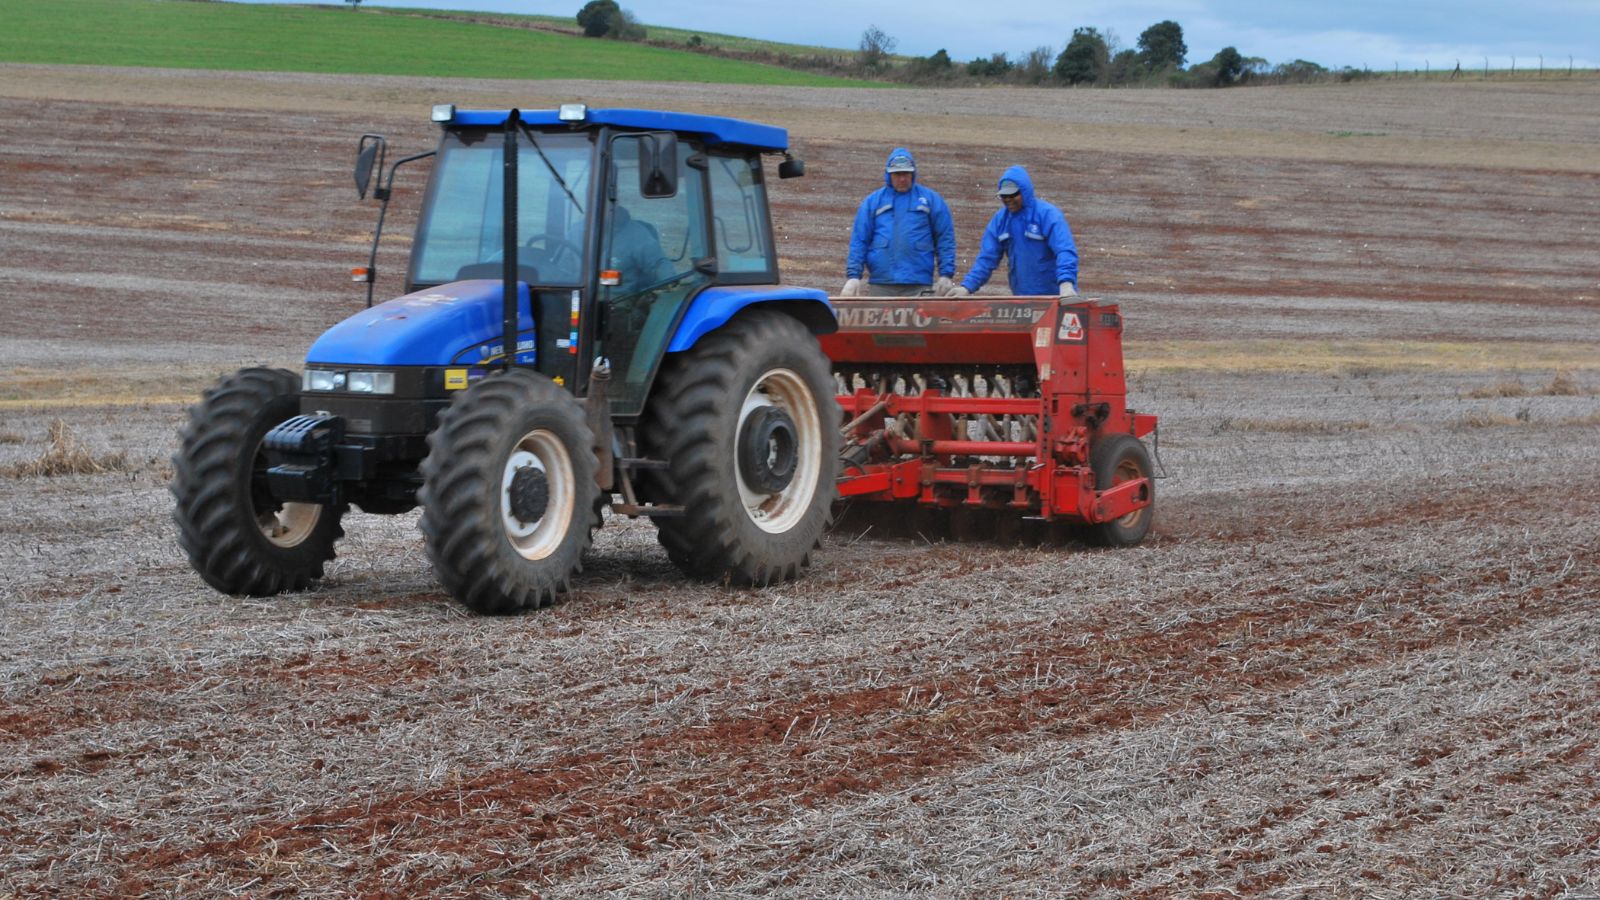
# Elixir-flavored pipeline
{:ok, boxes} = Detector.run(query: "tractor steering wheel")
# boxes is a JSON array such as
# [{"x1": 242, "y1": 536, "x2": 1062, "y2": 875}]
[{"x1": 525, "y1": 234, "x2": 581, "y2": 267}]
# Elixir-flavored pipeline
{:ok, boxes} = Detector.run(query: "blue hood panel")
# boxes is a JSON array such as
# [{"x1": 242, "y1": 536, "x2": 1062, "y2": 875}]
[{"x1": 306, "y1": 280, "x2": 535, "y2": 366}]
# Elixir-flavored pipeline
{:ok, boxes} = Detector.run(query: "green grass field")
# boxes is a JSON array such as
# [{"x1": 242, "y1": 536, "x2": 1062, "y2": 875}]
[{"x1": 0, "y1": 0, "x2": 870, "y2": 85}]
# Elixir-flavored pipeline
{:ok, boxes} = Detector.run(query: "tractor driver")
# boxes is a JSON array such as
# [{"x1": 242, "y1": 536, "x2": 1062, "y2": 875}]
[
  {"x1": 604, "y1": 204, "x2": 673, "y2": 292},
  {"x1": 949, "y1": 165, "x2": 1078, "y2": 299},
  {"x1": 840, "y1": 147, "x2": 957, "y2": 297}
]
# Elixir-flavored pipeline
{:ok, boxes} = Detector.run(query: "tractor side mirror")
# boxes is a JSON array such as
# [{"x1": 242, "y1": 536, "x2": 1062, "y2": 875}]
[
  {"x1": 778, "y1": 155, "x2": 805, "y2": 179},
  {"x1": 638, "y1": 133, "x2": 679, "y2": 199},
  {"x1": 355, "y1": 134, "x2": 386, "y2": 199}
]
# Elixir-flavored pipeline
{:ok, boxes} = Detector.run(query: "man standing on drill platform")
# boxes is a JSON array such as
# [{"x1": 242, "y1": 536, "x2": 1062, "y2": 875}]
[
  {"x1": 840, "y1": 147, "x2": 957, "y2": 297},
  {"x1": 950, "y1": 165, "x2": 1079, "y2": 299}
]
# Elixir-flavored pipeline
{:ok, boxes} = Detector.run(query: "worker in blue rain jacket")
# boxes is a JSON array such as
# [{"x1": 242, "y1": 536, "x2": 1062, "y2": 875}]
[
  {"x1": 841, "y1": 147, "x2": 957, "y2": 297},
  {"x1": 950, "y1": 165, "x2": 1079, "y2": 299}
]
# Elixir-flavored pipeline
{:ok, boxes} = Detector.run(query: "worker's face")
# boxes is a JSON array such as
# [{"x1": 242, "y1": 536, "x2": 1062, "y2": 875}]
[
  {"x1": 999, "y1": 191, "x2": 1023, "y2": 213},
  {"x1": 889, "y1": 171, "x2": 914, "y2": 192}
]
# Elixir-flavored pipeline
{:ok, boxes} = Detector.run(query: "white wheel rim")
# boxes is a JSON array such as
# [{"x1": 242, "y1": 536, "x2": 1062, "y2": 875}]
[
  {"x1": 735, "y1": 368, "x2": 821, "y2": 534},
  {"x1": 501, "y1": 429, "x2": 575, "y2": 561},
  {"x1": 257, "y1": 502, "x2": 321, "y2": 548}
]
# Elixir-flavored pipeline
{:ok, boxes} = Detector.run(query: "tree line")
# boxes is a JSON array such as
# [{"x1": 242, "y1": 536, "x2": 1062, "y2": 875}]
[
  {"x1": 1043, "y1": 22, "x2": 1352, "y2": 87},
  {"x1": 861, "y1": 19, "x2": 1400, "y2": 87},
  {"x1": 892, "y1": 20, "x2": 1322, "y2": 88},
  {"x1": 572, "y1": 8, "x2": 1368, "y2": 88}
]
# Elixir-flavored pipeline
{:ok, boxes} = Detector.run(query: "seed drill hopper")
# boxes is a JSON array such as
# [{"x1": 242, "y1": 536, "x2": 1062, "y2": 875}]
[{"x1": 823, "y1": 295, "x2": 1157, "y2": 544}]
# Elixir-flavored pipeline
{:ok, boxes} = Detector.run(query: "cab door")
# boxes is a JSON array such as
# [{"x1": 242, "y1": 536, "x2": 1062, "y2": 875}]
[{"x1": 597, "y1": 134, "x2": 710, "y2": 418}]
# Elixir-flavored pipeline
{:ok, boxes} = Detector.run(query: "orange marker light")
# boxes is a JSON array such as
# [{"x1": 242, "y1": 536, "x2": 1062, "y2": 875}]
[
  {"x1": 599, "y1": 270, "x2": 621, "y2": 286},
  {"x1": 350, "y1": 267, "x2": 373, "y2": 283}
]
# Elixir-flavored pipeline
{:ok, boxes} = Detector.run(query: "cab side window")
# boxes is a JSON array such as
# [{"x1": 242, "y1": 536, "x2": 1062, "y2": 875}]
[{"x1": 706, "y1": 155, "x2": 775, "y2": 276}]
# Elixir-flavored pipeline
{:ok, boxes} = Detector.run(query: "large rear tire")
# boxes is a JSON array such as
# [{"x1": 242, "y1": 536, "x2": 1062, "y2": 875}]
[
  {"x1": 642, "y1": 310, "x2": 838, "y2": 585},
  {"x1": 171, "y1": 367, "x2": 345, "y2": 596},
  {"x1": 1085, "y1": 434, "x2": 1154, "y2": 547},
  {"x1": 418, "y1": 369, "x2": 601, "y2": 614}
]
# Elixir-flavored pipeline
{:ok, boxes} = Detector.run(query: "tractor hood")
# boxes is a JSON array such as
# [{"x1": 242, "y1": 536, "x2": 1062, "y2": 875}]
[{"x1": 306, "y1": 281, "x2": 537, "y2": 367}]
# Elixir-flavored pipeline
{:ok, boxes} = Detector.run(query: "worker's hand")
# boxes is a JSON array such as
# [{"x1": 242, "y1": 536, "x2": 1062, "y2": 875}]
[
  {"x1": 935, "y1": 276, "x2": 954, "y2": 296},
  {"x1": 841, "y1": 278, "x2": 861, "y2": 297},
  {"x1": 948, "y1": 285, "x2": 970, "y2": 298},
  {"x1": 1059, "y1": 281, "x2": 1077, "y2": 297}
]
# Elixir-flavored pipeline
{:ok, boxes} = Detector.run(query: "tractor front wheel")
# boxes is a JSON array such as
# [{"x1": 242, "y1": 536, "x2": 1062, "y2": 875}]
[
  {"x1": 418, "y1": 369, "x2": 601, "y2": 614},
  {"x1": 644, "y1": 310, "x2": 838, "y2": 585},
  {"x1": 171, "y1": 367, "x2": 346, "y2": 596}
]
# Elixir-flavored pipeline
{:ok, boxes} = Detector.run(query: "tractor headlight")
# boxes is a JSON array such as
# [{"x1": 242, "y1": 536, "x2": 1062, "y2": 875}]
[
  {"x1": 345, "y1": 371, "x2": 396, "y2": 394},
  {"x1": 431, "y1": 104, "x2": 456, "y2": 123},
  {"x1": 304, "y1": 369, "x2": 345, "y2": 392}
]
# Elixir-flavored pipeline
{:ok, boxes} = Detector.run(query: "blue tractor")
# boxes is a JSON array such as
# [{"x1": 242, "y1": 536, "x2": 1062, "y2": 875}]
[{"x1": 172, "y1": 104, "x2": 839, "y2": 613}]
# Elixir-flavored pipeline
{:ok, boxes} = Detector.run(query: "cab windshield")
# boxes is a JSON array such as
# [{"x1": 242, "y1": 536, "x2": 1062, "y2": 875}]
[{"x1": 410, "y1": 129, "x2": 592, "y2": 287}]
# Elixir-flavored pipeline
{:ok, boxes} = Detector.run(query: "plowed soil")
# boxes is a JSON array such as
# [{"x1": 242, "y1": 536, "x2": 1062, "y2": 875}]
[{"x1": 2, "y1": 66, "x2": 1598, "y2": 897}]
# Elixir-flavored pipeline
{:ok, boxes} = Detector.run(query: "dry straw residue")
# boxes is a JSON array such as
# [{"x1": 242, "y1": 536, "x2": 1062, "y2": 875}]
[
  {"x1": 2, "y1": 419, "x2": 130, "y2": 478},
  {"x1": 1463, "y1": 381, "x2": 1528, "y2": 399},
  {"x1": 1457, "y1": 410, "x2": 1528, "y2": 429},
  {"x1": 1464, "y1": 370, "x2": 1586, "y2": 399},
  {"x1": 1544, "y1": 369, "x2": 1582, "y2": 396},
  {"x1": 1213, "y1": 417, "x2": 1372, "y2": 435}
]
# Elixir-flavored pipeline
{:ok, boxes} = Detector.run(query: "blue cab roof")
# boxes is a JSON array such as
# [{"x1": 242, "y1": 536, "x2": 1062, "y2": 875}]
[{"x1": 448, "y1": 107, "x2": 789, "y2": 152}]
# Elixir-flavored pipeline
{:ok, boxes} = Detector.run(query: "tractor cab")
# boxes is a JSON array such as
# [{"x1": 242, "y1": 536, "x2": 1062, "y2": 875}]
[{"x1": 344, "y1": 104, "x2": 814, "y2": 420}]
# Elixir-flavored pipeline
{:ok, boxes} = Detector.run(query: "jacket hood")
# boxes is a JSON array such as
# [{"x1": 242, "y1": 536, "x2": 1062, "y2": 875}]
[
  {"x1": 997, "y1": 164, "x2": 1036, "y2": 207},
  {"x1": 883, "y1": 146, "x2": 917, "y2": 188}
]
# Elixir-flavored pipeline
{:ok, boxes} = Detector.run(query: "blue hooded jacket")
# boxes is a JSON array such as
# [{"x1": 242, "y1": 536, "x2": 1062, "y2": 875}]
[
  {"x1": 961, "y1": 165, "x2": 1078, "y2": 295},
  {"x1": 846, "y1": 147, "x2": 956, "y2": 285}
]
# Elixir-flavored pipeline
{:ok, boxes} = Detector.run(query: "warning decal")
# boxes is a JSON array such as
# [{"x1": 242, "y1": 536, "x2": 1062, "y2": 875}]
[{"x1": 1057, "y1": 312, "x2": 1084, "y2": 342}]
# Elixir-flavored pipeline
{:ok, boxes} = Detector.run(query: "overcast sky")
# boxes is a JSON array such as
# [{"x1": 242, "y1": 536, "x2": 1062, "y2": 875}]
[{"x1": 237, "y1": 1, "x2": 1598, "y2": 70}]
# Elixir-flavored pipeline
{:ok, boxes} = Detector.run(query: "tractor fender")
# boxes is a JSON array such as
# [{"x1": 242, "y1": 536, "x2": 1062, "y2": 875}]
[{"x1": 666, "y1": 285, "x2": 836, "y2": 353}]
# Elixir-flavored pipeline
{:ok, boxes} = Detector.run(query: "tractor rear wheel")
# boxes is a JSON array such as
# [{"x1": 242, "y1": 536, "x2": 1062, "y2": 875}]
[
  {"x1": 171, "y1": 367, "x2": 346, "y2": 596},
  {"x1": 418, "y1": 369, "x2": 600, "y2": 614},
  {"x1": 1085, "y1": 434, "x2": 1154, "y2": 547},
  {"x1": 643, "y1": 310, "x2": 838, "y2": 585}
]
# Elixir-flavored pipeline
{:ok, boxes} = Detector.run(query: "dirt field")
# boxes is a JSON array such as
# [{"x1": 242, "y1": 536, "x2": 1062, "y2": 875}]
[{"x1": 2, "y1": 65, "x2": 1598, "y2": 896}]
